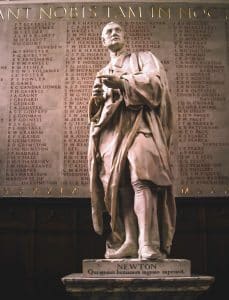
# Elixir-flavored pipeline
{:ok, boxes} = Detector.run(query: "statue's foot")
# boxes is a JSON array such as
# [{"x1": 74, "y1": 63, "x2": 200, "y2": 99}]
[
  {"x1": 139, "y1": 245, "x2": 163, "y2": 260},
  {"x1": 106, "y1": 242, "x2": 138, "y2": 259},
  {"x1": 104, "y1": 247, "x2": 116, "y2": 259}
]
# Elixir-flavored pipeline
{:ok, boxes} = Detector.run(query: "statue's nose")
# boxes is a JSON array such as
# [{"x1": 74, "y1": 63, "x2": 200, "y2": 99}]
[{"x1": 111, "y1": 30, "x2": 118, "y2": 35}]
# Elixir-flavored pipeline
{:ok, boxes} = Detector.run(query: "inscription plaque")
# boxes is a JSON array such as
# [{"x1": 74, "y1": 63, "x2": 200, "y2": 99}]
[
  {"x1": 0, "y1": 2, "x2": 228, "y2": 197},
  {"x1": 83, "y1": 259, "x2": 191, "y2": 278}
]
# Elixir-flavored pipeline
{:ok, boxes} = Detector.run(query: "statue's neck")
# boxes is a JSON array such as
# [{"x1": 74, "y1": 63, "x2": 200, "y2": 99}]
[
  {"x1": 109, "y1": 47, "x2": 127, "y2": 65},
  {"x1": 109, "y1": 46, "x2": 127, "y2": 56}
]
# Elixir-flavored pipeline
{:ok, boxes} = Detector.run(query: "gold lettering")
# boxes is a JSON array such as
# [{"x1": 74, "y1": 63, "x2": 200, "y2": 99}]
[
  {"x1": 8, "y1": 8, "x2": 20, "y2": 20},
  {"x1": 179, "y1": 7, "x2": 192, "y2": 19},
  {"x1": 193, "y1": 8, "x2": 210, "y2": 19},
  {"x1": 33, "y1": 187, "x2": 38, "y2": 195},
  {"x1": 22, "y1": 7, "x2": 31, "y2": 19},
  {"x1": 88, "y1": 6, "x2": 97, "y2": 18},
  {"x1": 53, "y1": 7, "x2": 67, "y2": 18},
  {"x1": 205, "y1": 7, "x2": 223, "y2": 19},
  {"x1": 69, "y1": 7, "x2": 78, "y2": 18},
  {"x1": 47, "y1": 187, "x2": 52, "y2": 194},
  {"x1": 72, "y1": 186, "x2": 79, "y2": 194},
  {"x1": 184, "y1": 187, "x2": 189, "y2": 195},
  {"x1": 205, "y1": 8, "x2": 213, "y2": 18},
  {"x1": 128, "y1": 6, "x2": 142, "y2": 18},
  {"x1": 226, "y1": 9, "x2": 229, "y2": 20},
  {"x1": 139, "y1": 7, "x2": 142, "y2": 18},
  {"x1": 181, "y1": 187, "x2": 189, "y2": 195},
  {"x1": 40, "y1": 7, "x2": 52, "y2": 19},
  {"x1": 119, "y1": 6, "x2": 126, "y2": 18},
  {"x1": 107, "y1": 6, "x2": 110, "y2": 18},
  {"x1": 151, "y1": 7, "x2": 154, "y2": 18},
  {"x1": 159, "y1": 7, "x2": 171, "y2": 19},
  {"x1": 82, "y1": 6, "x2": 85, "y2": 18},
  {"x1": 0, "y1": 9, "x2": 4, "y2": 20},
  {"x1": 128, "y1": 7, "x2": 136, "y2": 18}
]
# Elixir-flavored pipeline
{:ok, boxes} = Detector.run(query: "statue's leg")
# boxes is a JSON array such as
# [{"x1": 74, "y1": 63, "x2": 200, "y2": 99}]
[
  {"x1": 132, "y1": 180, "x2": 162, "y2": 259},
  {"x1": 120, "y1": 186, "x2": 138, "y2": 244},
  {"x1": 106, "y1": 184, "x2": 138, "y2": 258}
]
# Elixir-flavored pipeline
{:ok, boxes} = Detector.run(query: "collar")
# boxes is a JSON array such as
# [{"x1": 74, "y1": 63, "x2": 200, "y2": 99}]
[{"x1": 109, "y1": 49, "x2": 129, "y2": 68}]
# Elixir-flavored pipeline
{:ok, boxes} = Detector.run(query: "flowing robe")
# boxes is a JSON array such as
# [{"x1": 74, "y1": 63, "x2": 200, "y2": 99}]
[{"x1": 88, "y1": 51, "x2": 176, "y2": 255}]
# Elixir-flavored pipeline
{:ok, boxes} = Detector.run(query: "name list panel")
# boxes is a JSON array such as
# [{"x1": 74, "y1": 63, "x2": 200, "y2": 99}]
[{"x1": 0, "y1": 3, "x2": 228, "y2": 197}]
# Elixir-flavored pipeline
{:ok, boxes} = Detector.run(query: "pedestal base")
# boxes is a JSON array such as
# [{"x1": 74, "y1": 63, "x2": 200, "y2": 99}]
[{"x1": 62, "y1": 274, "x2": 214, "y2": 300}]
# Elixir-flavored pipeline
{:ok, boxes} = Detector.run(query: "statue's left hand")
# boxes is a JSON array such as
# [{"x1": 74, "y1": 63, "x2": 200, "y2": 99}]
[{"x1": 97, "y1": 74, "x2": 124, "y2": 90}]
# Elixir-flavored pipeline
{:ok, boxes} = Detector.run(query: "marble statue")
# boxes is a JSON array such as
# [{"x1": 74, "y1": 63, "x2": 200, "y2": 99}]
[{"x1": 88, "y1": 22, "x2": 176, "y2": 260}]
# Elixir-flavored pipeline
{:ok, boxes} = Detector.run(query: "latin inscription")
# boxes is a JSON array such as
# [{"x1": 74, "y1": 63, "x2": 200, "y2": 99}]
[
  {"x1": 83, "y1": 259, "x2": 190, "y2": 277},
  {"x1": 0, "y1": 6, "x2": 228, "y2": 21}
]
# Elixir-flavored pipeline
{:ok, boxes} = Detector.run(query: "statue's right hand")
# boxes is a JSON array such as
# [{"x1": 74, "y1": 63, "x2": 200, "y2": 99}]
[
  {"x1": 92, "y1": 77, "x2": 105, "y2": 105},
  {"x1": 92, "y1": 77, "x2": 103, "y2": 97},
  {"x1": 92, "y1": 85, "x2": 103, "y2": 97}
]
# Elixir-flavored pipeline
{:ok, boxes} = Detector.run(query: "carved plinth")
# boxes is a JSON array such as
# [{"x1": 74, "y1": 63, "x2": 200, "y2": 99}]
[{"x1": 62, "y1": 273, "x2": 214, "y2": 300}]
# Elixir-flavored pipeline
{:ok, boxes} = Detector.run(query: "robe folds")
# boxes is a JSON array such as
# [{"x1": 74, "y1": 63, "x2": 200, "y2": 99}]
[{"x1": 88, "y1": 51, "x2": 176, "y2": 255}]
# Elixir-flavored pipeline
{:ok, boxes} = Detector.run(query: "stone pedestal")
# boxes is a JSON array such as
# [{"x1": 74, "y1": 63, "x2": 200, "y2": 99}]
[
  {"x1": 61, "y1": 259, "x2": 214, "y2": 300},
  {"x1": 62, "y1": 274, "x2": 214, "y2": 300}
]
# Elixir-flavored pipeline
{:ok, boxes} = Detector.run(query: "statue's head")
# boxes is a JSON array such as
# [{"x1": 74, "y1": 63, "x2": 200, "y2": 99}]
[{"x1": 101, "y1": 22, "x2": 125, "y2": 52}]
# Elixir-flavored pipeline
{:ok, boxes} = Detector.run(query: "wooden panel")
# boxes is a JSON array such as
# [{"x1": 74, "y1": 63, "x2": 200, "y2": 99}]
[
  {"x1": 171, "y1": 232, "x2": 206, "y2": 274},
  {"x1": 0, "y1": 197, "x2": 228, "y2": 300},
  {"x1": 204, "y1": 204, "x2": 229, "y2": 300},
  {"x1": 36, "y1": 204, "x2": 76, "y2": 232},
  {"x1": 0, "y1": 232, "x2": 33, "y2": 276},
  {"x1": 171, "y1": 200, "x2": 207, "y2": 274},
  {"x1": 76, "y1": 199, "x2": 93, "y2": 232},
  {"x1": 175, "y1": 200, "x2": 203, "y2": 232},
  {"x1": 34, "y1": 232, "x2": 76, "y2": 277},
  {"x1": 0, "y1": 202, "x2": 34, "y2": 230},
  {"x1": 205, "y1": 205, "x2": 229, "y2": 230},
  {"x1": 77, "y1": 233, "x2": 106, "y2": 262}
]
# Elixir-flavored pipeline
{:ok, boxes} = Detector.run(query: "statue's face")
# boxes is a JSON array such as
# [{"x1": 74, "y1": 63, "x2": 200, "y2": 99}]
[{"x1": 101, "y1": 23, "x2": 125, "y2": 52}]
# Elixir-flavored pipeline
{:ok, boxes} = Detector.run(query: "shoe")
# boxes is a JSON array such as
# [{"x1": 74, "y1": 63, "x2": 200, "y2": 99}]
[
  {"x1": 139, "y1": 245, "x2": 163, "y2": 260},
  {"x1": 107, "y1": 242, "x2": 138, "y2": 259},
  {"x1": 104, "y1": 247, "x2": 117, "y2": 259}
]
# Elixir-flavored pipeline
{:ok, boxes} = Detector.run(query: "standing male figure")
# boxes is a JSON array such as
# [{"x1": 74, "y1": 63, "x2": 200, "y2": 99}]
[{"x1": 88, "y1": 22, "x2": 176, "y2": 259}]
